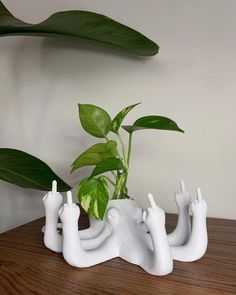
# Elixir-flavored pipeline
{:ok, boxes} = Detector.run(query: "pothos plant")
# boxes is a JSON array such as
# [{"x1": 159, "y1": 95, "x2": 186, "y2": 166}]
[
  {"x1": 71, "y1": 103, "x2": 184, "y2": 220},
  {"x1": 0, "y1": 1, "x2": 159, "y2": 192}
]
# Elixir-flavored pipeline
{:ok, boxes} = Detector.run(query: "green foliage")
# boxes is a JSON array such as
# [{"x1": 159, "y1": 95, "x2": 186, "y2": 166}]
[
  {"x1": 110, "y1": 103, "x2": 141, "y2": 134},
  {"x1": 71, "y1": 140, "x2": 118, "y2": 173},
  {"x1": 0, "y1": 149, "x2": 71, "y2": 191},
  {"x1": 78, "y1": 104, "x2": 111, "y2": 138},
  {"x1": 122, "y1": 115, "x2": 184, "y2": 133},
  {"x1": 73, "y1": 103, "x2": 184, "y2": 219},
  {"x1": 0, "y1": 1, "x2": 159, "y2": 56},
  {"x1": 77, "y1": 176, "x2": 109, "y2": 220},
  {"x1": 90, "y1": 157, "x2": 125, "y2": 178}
]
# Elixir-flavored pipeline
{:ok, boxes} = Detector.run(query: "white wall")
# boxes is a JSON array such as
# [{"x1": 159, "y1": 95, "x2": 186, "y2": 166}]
[{"x1": 0, "y1": 0, "x2": 236, "y2": 232}]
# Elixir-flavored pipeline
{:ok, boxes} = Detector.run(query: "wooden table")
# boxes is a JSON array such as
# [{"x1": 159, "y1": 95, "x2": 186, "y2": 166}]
[{"x1": 0, "y1": 213, "x2": 235, "y2": 295}]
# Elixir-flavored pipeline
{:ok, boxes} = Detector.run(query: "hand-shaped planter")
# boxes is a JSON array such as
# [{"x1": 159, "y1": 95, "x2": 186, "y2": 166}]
[{"x1": 42, "y1": 180, "x2": 208, "y2": 276}]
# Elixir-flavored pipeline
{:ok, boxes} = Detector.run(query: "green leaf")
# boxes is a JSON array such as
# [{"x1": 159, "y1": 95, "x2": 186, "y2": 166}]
[
  {"x1": 116, "y1": 172, "x2": 128, "y2": 199},
  {"x1": 77, "y1": 176, "x2": 109, "y2": 220},
  {"x1": 0, "y1": 148, "x2": 71, "y2": 191},
  {"x1": 78, "y1": 104, "x2": 111, "y2": 138},
  {"x1": 0, "y1": 2, "x2": 159, "y2": 56},
  {"x1": 90, "y1": 157, "x2": 125, "y2": 178},
  {"x1": 104, "y1": 140, "x2": 118, "y2": 157},
  {"x1": 122, "y1": 115, "x2": 184, "y2": 134},
  {"x1": 71, "y1": 140, "x2": 118, "y2": 173},
  {"x1": 110, "y1": 102, "x2": 141, "y2": 134}
]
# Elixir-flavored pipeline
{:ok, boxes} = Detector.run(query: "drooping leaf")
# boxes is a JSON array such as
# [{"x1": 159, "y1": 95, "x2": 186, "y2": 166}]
[
  {"x1": 71, "y1": 140, "x2": 118, "y2": 173},
  {"x1": 78, "y1": 104, "x2": 111, "y2": 138},
  {"x1": 77, "y1": 176, "x2": 109, "y2": 220},
  {"x1": 90, "y1": 157, "x2": 125, "y2": 178},
  {"x1": 0, "y1": 148, "x2": 71, "y2": 191},
  {"x1": 0, "y1": 2, "x2": 159, "y2": 56},
  {"x1": 122, "y1": 115, "x2": 184, "y2": 134},
  {"x1": 110, "y1": 102, "x2": 141, "y2": 134}
]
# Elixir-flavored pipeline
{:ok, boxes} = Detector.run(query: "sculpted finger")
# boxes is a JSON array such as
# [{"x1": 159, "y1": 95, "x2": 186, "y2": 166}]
[
  {"x1": 43, "y1": 193, "x2": 48, "y2": 201},
  {"x1": 148, "y1": 193, "x2": 156, "y2": 209},
  {"x1": 67, "y1": 191, "x2": 73, "y2": 205},
  {"x1": 180, "y1": 179, "x2": 186, "y2": 193},
  {"x1": 52, "y1": 180, "x2": 57, "y2": 194},
  {"x1": 196, "y1": 188, "x2": 202, "y2": 202},
  {"x1": 58, "y1": 206, "x2": 64, "y2": 216}
]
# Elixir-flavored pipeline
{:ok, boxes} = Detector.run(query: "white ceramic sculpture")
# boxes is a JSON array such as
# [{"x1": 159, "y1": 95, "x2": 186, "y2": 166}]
[{"x1": 42, "y1": 180, "x2": 208, "y2": 276}]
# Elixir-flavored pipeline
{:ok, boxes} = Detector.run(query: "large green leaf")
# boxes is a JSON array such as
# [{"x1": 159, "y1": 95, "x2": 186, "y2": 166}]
[
  {"x1": 0, "y1": 2, "x2": 159, "y2": 56},
  {"x1": 90, "y1": 157, "x2": 125, "y2": 178},
  {"x1": 122, "y1": 115, "x2": 184, "y2": 134},
  {"x1": 77, "y1": 176, "x2": 109, "y2": 220},
  {"x1": 0, "y1": 148, "x2": 71, "y2": 191},
  {"x1": 78, "y1": 104, "x2": 111, "y2": 138},
  {"x1": 71, "y1": 140, "x2": 118, "y2": 173},
  {"x1": 110, "y1": 102, "x2": 141, "y2": 134}
]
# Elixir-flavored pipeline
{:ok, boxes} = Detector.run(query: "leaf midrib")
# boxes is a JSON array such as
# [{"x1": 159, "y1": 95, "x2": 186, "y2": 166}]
[{"x1": 0, "y1": 167, "x2": 48, "y2": 189}]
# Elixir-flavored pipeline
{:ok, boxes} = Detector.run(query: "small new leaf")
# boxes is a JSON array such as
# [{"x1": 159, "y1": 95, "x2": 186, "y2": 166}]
[
  {"x1": 110, "y1": 102, "x2": 141, "y2": 134},
  {"x1": 77, "y1": 176, "x2": 109, "y2": 220}
]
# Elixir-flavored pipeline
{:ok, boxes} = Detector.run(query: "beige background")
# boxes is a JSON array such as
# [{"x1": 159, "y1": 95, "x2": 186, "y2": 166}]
[{"x1": 0, "y1": 0, "x2": 236, "y2": 232}]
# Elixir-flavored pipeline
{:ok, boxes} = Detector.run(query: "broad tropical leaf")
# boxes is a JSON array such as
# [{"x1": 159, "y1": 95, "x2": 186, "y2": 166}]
[
  {"x1": 77, "y1": 176, "x2": 109, "y2": 220},
  {"x1": 90, "y1": 157, "x2": 125, "y2": 178},
  {"x1": 110, "y1": 102, "x2": 141, "y2": 134},
  {"x1": 0, "y1": 2, "x2": 159, "y2": 56},
  {"x1": 78, "y1": 104, "x2": 111, "y2": 138},
  {"x1": 71, "y1": 140, "x2": 118, "y2": 173},
  {"x1": 122, "y1": 115, "x2": 184, "y2": 133},
  {"x1": 0, "y1": 148, "x2": 71, "y2": 191}
]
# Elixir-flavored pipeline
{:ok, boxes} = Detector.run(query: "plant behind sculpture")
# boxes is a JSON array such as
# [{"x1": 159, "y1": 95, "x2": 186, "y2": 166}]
[
  {"x1": 71, "y1": 103, "x2": 184, "y2": 220},
  {"x1": 0, "y1": 1, "x2": 159, "y2": 192}
]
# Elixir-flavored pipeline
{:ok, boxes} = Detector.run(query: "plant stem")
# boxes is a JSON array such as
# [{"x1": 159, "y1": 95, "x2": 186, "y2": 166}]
[
  {"x1": 102, "y1": 176, "x2": 116, "y2": 187},
  {"x1": 118, "y1": 132, "x2": 127, "y2": 167},
  {"x1": 122, "y1": 133, "x2": 133, "y2": 196},
  {"x1": 127, "y1": 133, "x2": 133, "y2": 167}
]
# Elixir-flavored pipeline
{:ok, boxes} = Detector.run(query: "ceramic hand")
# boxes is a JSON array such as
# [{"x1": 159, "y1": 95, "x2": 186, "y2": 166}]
[
  {"x1": 43, "y1": 180, "x2": 62, "y2": 210},
  {"x1": 142, "y1": 193, "x2": 165, "y2": 231},
  {"x1": 175, "y1": 180, "x2": 191, "y2": 210},
  {"x1": 190, "y1": 188, "x2": 207, "y2": 218},
  {"x1": 59, "y1": 192, "x2": 80, "y2": 224}
]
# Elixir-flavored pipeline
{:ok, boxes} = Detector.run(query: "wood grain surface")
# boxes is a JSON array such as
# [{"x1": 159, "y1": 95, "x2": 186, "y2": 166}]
[{"x1": 0, "y1": 212, "x2": 235, "y2": 295}]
